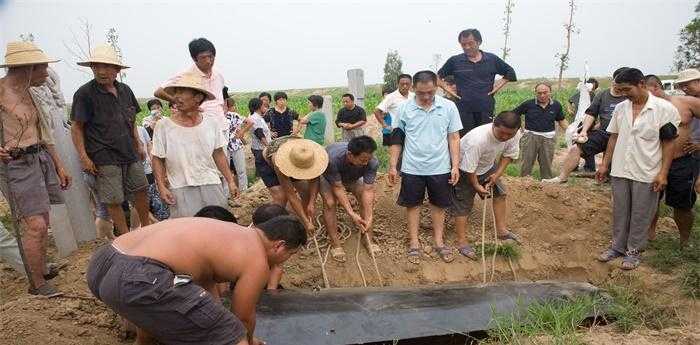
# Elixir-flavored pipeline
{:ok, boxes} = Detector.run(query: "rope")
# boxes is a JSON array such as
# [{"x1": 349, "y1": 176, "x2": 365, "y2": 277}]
[
  {"x1": 364, "y1": 233, "x2": 384, "y2": 286},
  {"x1": 354, "y1": 230, "x2": 367, "y2": 287},
  {"x1": 311, "y1": 233, "x2": 329, "y2": 289},
  {"x1": 480, "y1": 189, "x2": 488, "y2": 284},
  {"x1": 489, "y1": 188, "x2": 498, "y2": 283}
]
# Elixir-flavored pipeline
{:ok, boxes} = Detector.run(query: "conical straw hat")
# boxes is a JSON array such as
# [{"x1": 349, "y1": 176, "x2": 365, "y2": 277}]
[
  {"x1": 77, "y1": 44, "x2": 129, "y2": 68},
  {"x1": 1, "y1": 41, "x2": 60, "y2": 68},
  {"x1": 164, "y1": 72, "x2": 216, "y2": 101},
  {"x1": 274, "y1": 139, "x2": 329, "y2": 180}
]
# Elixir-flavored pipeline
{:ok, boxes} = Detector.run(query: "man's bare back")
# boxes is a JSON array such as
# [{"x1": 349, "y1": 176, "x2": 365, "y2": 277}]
[{"x1": 668, "y1": 95, "x2": 700, "y2": 158}]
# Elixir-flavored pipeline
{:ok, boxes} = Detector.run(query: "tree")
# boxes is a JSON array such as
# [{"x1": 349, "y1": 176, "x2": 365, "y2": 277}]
[
  {"x1": 19, "y1": 33, "x2": 35, "y2": 42},
  {"x1": 501, "y1": 0, "x2": 515, "y2": 61},
  {"x1": 382, "y1": 50, "x2": 403, "y2": 92},
  {"x1": 673, "y1": 2, "x2": 700, "y2": 70},
  {"x1": 106, "y1": 28, "x2": 126, "y2": 82},
  {"x1": 556, "y1": 0, "x2": 578, "y2": 90},
  {"x1": 62, "y1": 17, "x2": 94, "y2": 75}
]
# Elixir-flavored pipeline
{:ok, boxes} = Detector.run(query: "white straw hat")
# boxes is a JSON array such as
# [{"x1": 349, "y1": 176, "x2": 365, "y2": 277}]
[
  {"x1": 274, "y1": 139, "x2": 329, "y2": 180},
  {"x1": 77, "y1": 44, "x2": 129, "y2": 68},
  {"x1": 1, "y1": 41, "x2": 59, "y2": 68},
  {"x1": 163, "y1": 73, "x2": 216, "y2": 101},
  {"x1": 675, "y1": 69, "x2": 700, "y2": 85}
]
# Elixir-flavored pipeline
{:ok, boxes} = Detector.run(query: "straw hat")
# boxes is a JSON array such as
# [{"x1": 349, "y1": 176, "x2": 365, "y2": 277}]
[
  {"x1": 77, "y1": 44, "x2": 129, "y2": 68},
  {"x1": 163, "y1": 73, "x2": 216, "y2": 101},
  {"x1": 1, "y1": 41, "x2": 59, "y2": 68},
  {"x1": 274, "y1": 139, "x2": 329, "y2": 180},
  {"x1": 675, "y1": 69, "x2": 700, "y2": 85}
]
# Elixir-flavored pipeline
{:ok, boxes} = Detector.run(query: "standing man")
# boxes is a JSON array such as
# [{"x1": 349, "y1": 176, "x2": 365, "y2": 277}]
[
  {"x1": 438, "y1": 29, "x2": 517, "y2": 136},
  {"x1": 336, "y1": 93, "x2": 367, "y2": 141},
  {"x1": 596, "y1": 68, "x2": 680, "y2": 270},
  {"x1": 267, "y1": 92, "x2": 299, "y2": 138},
  {"x1": 71, "y1": 44, "x2": 150, "y2": 236},
  {"x1": 645, "y1": 74, "x2": 700, "y2": 248},
  {"x1": 388, "y1": 71, "x2": 462, "y2": 264},
  {"x1": 452, "y1": 111, "x2": 522, "y2": 259},
  {"x1": 151, "y1": 74, "x2": 238, "y2": 218},
  {"x1": 0, "y1": 41, "x2": 71, "y2": 296},
  {"x1": 543, "y1": 68, "x2": 629, "y2": 184},
  {"x1": 321, "y1": 136, "x2": 380, "y2": 262},
  {"x1": 295, "y1": 95, "x2": 326, "y2": 145},
  {"x1": 568, "y1": 78, "x2": 599, "y2": 172},
  {"x1": 154, "y1": 38, "x2": 225, "y2": 124},
  {"x1": 513, "y1": 83, "x2": 568, "y2": 179},
  {"x1": 374, "y1": 74, "x2": 413, "y2": 147}
]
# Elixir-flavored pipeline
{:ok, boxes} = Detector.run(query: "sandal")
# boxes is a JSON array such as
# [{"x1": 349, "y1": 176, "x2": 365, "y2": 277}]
[
  {"x1": 597, "y1": 248, "x2": 624, "y2": 262},
  {"x1": 621, "y1": 251, "x2": 641, "y2": 270},
  {"x1": 497, "y1": 230, "x2": 521, "y2": 244},
  {"x1": 434, "y1": 246, "x2": 455, "y2": 263},
  {"x1": 407, "y1": 247, "x2": 421, "y2": 265},
  {"x1": 458, "y1": 245, "x2": 477, "y2": 260},
  {"x1": 330, "y1": 247, "x2": 346, "y2": 263}
]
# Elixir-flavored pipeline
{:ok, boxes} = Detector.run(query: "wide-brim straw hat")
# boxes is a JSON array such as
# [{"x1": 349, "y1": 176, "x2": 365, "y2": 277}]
[
  {"x1": 675, "y1": 69, "x2": 700, "y2": 85},
  {"x1": 275, "y1": 139, "x2": 329, "y2": 180},
  {"x1": 77, "y1": 44, "x2": 129, "y2": 68},
  {"x1": 163, "y1": 73, "x2": 216, "y2": 101},
  {"x1": 1, "y1": 41, "x2": 60, "y2": 68}
]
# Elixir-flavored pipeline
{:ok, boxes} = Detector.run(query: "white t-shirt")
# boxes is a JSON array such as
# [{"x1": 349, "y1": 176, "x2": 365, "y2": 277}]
[
  {"x1": 151, "y1": 116, "x2": 227, "y2": 189},
  {"x1": 459, "y1": 123, "x2": 521, "y2": 176},
  {"x1": 249, "y1": 112, "x2": 271, "y2": 151},
  {"x1": 137, "y1": 126, "x2": 152, "y2": 175},
  {"x1": 376, "y1": 89, "x2": 414, "y2": 129},
  {"x1": 606, "y1": 94, "x2": 681, "y2": 183}
]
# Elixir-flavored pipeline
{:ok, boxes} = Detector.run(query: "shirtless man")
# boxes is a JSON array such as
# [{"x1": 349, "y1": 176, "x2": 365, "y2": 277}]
[
  {"x1": 86, "y1": 215, "x2": 307, "y2": 345},
  {"x1": 0, "y1": 42, "x2": 71, "y2": 296},
  {"x1": 645, "y1": 74, "x2": 700, "y2": 248}
]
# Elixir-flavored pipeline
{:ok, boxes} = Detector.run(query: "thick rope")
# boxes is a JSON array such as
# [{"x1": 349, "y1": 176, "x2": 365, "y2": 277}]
[
  {"x1": 311, "y1": 233, "x2": 329, "y2": 289},
  {"x1": 364, "y1": 233, "x2": 384, "y2": 286},
  {"x1": 354, "y1": 231, "x2": 367, "y2": 287}
]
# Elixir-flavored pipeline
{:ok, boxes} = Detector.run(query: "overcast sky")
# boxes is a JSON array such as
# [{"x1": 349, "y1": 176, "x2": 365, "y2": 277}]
[{"x1": 0, "y1": 0, "x2": 695, "y2": 98}]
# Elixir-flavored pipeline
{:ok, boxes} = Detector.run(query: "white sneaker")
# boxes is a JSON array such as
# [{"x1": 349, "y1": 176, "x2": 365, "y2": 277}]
[{"x1": 541, "y1": 177, "x2": 566, "y2": 184}]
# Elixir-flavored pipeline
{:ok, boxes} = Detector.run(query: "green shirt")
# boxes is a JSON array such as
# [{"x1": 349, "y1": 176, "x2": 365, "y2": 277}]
[{"x1": 303, "y1": 111, "x2": 326, "y2": 145}]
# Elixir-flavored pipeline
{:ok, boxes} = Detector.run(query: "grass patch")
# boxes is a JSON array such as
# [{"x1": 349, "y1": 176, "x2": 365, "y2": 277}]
[
  {"x1": 680, "y1": 262, "x2": 700, "y2": 298},
  {"x1": 478, "y1": 242, "x2": 521, "y2": 260},
  {"x1": 604, "y1": 276, "x2": 680, "y2": 333},
  {"x1": 505, "y1": 162, "x2": 540, "y2": 180},
  {"x1": 487, "y1": 296, "x2": 602, "y2": 345}
]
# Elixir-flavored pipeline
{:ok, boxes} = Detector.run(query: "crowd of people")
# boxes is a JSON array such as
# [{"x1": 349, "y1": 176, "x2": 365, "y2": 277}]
[{"x1": 1, "y1": 26, "x2": 700, "y2": 345}]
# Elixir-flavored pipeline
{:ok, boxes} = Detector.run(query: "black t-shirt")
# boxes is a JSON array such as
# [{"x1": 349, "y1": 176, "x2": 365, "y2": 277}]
[
  {"x1": 585, "y1": 89, "x2": 626, "y2": 131},
  {"x1": 265, "y1": 108, "x2": 299, "y2": 137},
  {"x1": 513, "y1": 99, "x2": 565, "y2": 132},
  {"x1": 335, "y1": 105, "x2": 367, "y2": 127},
  {"x1": 70, "y1": 80, "x2": 140, "y2": 165}
]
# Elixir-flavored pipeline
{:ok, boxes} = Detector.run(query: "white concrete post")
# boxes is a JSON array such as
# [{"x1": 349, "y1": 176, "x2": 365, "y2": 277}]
[
  {"x1": 347, "y1": 69, "x2": 365, "y2": 108},
  {"x1": 322, "y1": 95, "x2": 335, "y2": 145}
]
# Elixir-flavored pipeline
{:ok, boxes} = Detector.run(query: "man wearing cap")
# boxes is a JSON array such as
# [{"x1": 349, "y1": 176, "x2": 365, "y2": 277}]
[
  {"x1": 388, "y1": 70, "x2": 462, "y2": 264},
  {"x1": 70, "y1": 44, "x2": 151, "y2": 236},
  {"x1": 151, "y1": 73, "x2": 238, "y2": 218},
  {"x1": 0, "y1": 41, "x2": 71, "y2": 296},
  {"x1": 676, "y1": 69, "x2": 700, "y2": 98}
]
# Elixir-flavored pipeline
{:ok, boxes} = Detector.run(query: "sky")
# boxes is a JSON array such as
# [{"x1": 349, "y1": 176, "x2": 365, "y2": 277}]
[{"x1": 0, "y1": 0, "x2": 695, "y2": 98}]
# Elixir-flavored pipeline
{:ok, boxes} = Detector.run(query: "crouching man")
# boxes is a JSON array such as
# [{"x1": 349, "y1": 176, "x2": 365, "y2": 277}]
[{"x1": 86, "y1": 215, "x2": 307, "y2": 345}]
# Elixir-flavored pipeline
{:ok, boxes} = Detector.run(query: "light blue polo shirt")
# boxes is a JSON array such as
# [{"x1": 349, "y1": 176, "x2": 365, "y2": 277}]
[{"x1": 396, "y1": 95, "x2": 462, "y2": 175}]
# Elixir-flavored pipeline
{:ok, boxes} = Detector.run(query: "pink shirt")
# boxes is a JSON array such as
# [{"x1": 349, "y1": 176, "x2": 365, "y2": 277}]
[{"x1": 161, "y1": 65, "x2": 226, "y2": 118}]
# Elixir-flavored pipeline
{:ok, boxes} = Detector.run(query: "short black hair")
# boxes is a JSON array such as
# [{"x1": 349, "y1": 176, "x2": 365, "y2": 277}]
[
  {"x1": 347, "y1": 135, "x2": 377, "y2": 155},
  {"x1": 398, "y1": 74, "x2": 412, "y2": 83},
  {"x1": 458, "y1": 29, "x2": 482, "y2": 43},
  {"x1": 188, "y1": 38, "x2": 216, "y2": 60},
  {"x1": 222, "y1": 86, "x2": 229, "y2": 100},
  {"x1": 248, "y1": 97, "x2": 263, "y2": 114},
  {"x1": 252, "y1": 203, "x2": 289, "y2": 225},
  {"x1": 308, "y1": 95, "x2": 323, "y2": 108},
  {"x1": 586, "y1": 78, "x2": 599, "y2": 90},
  {"x1": 226, "y1": 97, "x2": 236, "y2": 107},
  {"x1": 273, "y1": 91, "x2": 288, "y2": 102},
  {"x1": 146, "y1": 99, "x2": 163, "y2": 111},
  {"x1": 614, "y1": 68, "x2": 645, "y2": 85},
  {"x1": 257, "y1": 215, "x2": 307, "y2": 249},
  {"x1": 259, "y1": 92, "x2": 272, "y2": 101},
  {"x1": 194, "y1": 205, "x2": 237, "y2": 223},
  {"x1": 493, "y1": 111, "x2": 521, "y2": 129},
  {"x1": 413, "y1": 70, "x2": 437, "y2": 85},
  {"x1": 645, "y1": 74, "x2": 663, "y2": 87},
  {"x1": 443, "y1": 75, "x2": 456, "y2": 85},
  {"x1": 612, "y1": 67, "x2": 630, "y2": 79},
  {"x1": 342, "y1": 93, "x2": 355, "y2": 101}
]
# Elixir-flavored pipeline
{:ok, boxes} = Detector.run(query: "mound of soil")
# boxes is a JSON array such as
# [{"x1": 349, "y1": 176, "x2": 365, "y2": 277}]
[{"x1": 0, "y1": 176, "x2": 695, "y2": 344}]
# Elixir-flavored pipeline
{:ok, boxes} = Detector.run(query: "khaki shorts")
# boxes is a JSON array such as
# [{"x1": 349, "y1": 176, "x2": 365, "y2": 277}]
[
  {"x1": 95, "y1": 162, "x2": 147, "y2": 204},
  {"x1": 320, "y1": 176, "x2": 363, "y2": 196},
  {"x1": 450, "y1": 166, "x2": 507, "y2": 217},
  {"x1": 2, "y1": 149, "x2": 63, "y2": 218}
]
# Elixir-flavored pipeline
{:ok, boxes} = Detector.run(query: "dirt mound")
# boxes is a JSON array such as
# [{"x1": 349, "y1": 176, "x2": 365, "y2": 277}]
[{"x1": 0, "y1": 175, "x2": 689, "y2": 344}]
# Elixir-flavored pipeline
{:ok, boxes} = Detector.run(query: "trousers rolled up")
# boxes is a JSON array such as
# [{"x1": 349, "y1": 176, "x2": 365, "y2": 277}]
[
  {"x1": 519, "y1": 132, "x2": 556, "y2": 179},
  {"x1": 610, "y1": 177, "x2": 659, "y2": 254}
]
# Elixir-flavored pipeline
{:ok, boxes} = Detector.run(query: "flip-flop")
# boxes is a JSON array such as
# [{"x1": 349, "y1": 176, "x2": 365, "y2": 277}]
[
  {"x1": 434, "y1": 246, "x2": 455, "y2": 263},
  {"x1": 497, "y1": 231, "x2": 521, "y2": 244},
  {"x1": 458, "y1": 245, "x2": 477, "y2": 260},
  {"x1": 407, "y1": 247, "x2": 421, "y2": 265},
  {"x1": 330, "y1": 247, "x2": 347, "y2": 263}
]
